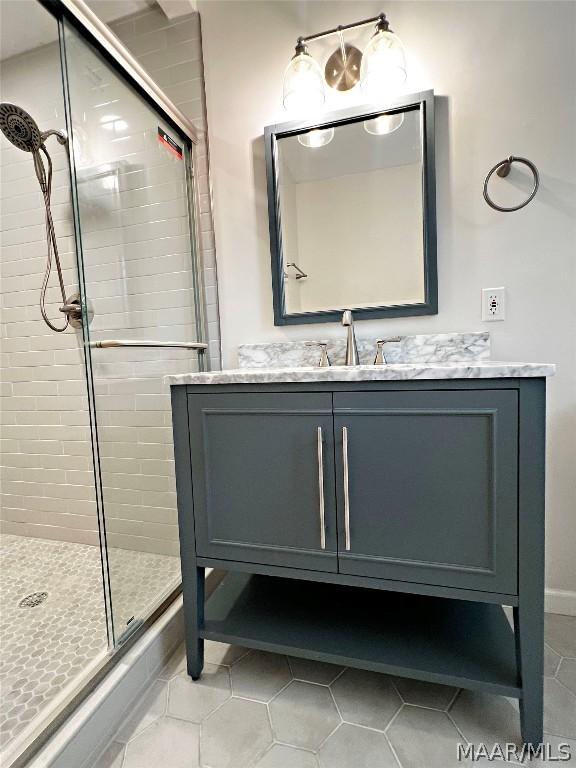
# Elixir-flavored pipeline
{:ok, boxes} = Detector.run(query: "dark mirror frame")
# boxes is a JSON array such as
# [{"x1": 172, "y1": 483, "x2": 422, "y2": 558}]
[{"x1": 264, "y1": 89, "x2": 437, "y2": 325}]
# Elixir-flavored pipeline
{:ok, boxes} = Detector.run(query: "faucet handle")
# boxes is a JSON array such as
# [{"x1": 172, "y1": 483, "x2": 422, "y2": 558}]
[
  {"x1": 305, "y1": 341, "x2": 331, "y2": 367},
  {"x1": 374, "y1": 337, "x2": 403, "y2": 365}
]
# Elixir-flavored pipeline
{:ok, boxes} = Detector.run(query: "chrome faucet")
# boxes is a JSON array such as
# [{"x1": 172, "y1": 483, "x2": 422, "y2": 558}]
[{"x1": 342, "y1": 310, "x2": 360, "y2": 366}]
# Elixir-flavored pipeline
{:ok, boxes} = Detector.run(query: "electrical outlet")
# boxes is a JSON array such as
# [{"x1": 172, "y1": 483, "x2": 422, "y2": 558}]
[{"x1": 482, "y1": 287, "x2": 506, "y2": 321}]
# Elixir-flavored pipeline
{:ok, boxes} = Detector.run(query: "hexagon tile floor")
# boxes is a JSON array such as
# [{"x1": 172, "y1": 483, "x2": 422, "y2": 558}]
[
  {"x1": 0, "y1": 533, "x2": 180, "y2": 754},
  {"x1": 90, "y1": 613, "x2": 576, "y2": 768}
]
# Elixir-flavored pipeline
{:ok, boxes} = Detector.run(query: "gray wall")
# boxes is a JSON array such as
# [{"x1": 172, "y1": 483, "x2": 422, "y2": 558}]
[{"x1": 197, "y1": 0, "x2": 576, "y2": 607}]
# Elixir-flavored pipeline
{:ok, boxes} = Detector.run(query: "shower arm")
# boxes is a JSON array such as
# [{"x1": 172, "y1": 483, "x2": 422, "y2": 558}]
[{"x1": 41, "y1": 128, "x2": 68, "y2": 145}]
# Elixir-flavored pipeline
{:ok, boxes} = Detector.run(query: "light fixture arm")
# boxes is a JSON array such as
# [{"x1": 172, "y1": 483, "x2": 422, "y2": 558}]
[{"x1": 298, "y1": 12, "x2": 390, "y2": 46}]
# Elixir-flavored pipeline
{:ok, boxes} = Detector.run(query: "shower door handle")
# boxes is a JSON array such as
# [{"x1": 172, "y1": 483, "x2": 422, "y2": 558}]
[{"x1": 90, "y1": 340, "x2": 207, "y2": 350}]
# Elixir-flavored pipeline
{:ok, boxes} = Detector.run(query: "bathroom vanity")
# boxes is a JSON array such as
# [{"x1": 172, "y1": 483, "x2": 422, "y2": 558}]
[{"x1": 168, "y1": 338, "x2": 554, "y2": 745}]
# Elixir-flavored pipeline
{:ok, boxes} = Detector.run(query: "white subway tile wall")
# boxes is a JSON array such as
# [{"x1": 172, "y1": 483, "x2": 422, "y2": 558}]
[
  {"x1": 110, "y1": 8, "x2": 221, "y2": 371},
  {"x1": 0, "y1": 9, "x2": 220, "y2": 564},
  {"x1": 63, "y1": 22, "x2": 206, "y2": 561},
  {"x1": 0, "y1": 41, "x2": 100, "y2": 546}
]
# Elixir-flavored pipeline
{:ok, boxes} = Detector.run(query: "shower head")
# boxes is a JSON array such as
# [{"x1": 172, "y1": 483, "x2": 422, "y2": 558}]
[
  {"x1": 0, "y1": 103, "x2": 67, "y2": 152},
  {"x1": 0, "y1": 102, "x2": 73, "y2": 333},
  {"x1": 0, "y1": 103, "x2": 43, "y2": 152}
]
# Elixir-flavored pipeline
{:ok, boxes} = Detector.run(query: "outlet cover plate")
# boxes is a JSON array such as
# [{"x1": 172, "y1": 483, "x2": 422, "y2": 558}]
[{"x1": 482, "y1": 287, "x2": 506, "y2": 321}]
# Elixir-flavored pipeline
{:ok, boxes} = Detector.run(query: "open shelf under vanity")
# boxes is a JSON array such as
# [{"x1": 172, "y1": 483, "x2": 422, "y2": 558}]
[{"x1": 202, "y1": 572, "x2": 521, "y2": 698}]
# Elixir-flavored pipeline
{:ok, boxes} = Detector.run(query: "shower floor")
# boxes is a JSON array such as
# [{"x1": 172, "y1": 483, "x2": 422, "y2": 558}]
[{"x1": 0, "y1": 533, "x2": 181, "y2": 754}]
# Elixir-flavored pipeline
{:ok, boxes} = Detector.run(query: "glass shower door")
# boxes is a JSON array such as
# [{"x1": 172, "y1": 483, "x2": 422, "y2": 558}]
[{"x1": 61, "y1": 22, "x2": 204, "y2": 643}]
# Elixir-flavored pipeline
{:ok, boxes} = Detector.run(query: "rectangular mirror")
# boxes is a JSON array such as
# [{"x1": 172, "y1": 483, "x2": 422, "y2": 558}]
[{"x1": 265, "y1": 90, "x2": 436, "y2": 325}]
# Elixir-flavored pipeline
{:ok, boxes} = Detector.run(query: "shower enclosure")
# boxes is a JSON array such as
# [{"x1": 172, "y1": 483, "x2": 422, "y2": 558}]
[{"x1": 0, "y1": 1, "x2": 208, "y2": 763}]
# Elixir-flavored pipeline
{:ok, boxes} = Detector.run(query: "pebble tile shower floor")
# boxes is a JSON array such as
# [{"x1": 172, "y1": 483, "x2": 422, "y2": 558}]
[
  {"x1": 0, "y1": 533, "x2": 180, "y2": 751},
  {"x1": 90, "y1": 614, "x2": 576, "y2": 768}
]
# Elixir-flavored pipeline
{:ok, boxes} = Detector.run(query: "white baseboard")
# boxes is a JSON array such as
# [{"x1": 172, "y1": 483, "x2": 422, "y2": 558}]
[{"x1": 545, "y1": 588, "x2": 576, "y2": 616}]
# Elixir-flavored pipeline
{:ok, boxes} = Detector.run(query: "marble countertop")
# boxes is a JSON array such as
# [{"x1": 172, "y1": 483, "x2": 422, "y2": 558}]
[
  {"x1": 166, "y1": 361, "x2": 556, "y2": 386},
  {"x1": 237, "y1": 332, "x2": 491, "y2": 368}
]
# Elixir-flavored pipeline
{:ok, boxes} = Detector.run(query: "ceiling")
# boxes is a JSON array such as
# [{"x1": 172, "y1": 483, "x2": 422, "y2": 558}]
[
  {"x1": 0, "y1": 0, "x2": 154, "y2": 60},
  {"x1": 86, "y1": 0, "x2": 154, "y2": 20}
]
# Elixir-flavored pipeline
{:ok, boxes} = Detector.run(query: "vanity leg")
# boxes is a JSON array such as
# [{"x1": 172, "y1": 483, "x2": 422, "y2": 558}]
[
  {"x1": 515, "y1": 379, "x2": 545, "y2": 747},
  {"x1": 184, "y1": 565, "x2": 205, "y2": 680},
  {"x1": 514, "y1": 602, "x2": 543, "y2": 746}
]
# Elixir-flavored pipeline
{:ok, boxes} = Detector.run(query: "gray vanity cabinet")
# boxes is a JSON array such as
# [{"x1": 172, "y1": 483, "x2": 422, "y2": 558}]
[
  {"x1": 333, "y1": 390, "x2": 518, "y2": 593},
  {"x1": 173, "y1": 378, "x2": 546, "y2": 745},
  {"x1": 187, "y1": 392, "x2": 338, "y2": 571},
  {"x1": 187, "y1": 388, "x2": 518, "y2": 593}
]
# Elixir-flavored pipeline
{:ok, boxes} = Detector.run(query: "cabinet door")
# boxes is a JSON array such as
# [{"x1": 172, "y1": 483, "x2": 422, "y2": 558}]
[
  {"x1": 188, "y1": 392, "x2": 337, "y2": 571},
  {"x1": 334, "y1": 390, "x2": 518, "y2": 593}
]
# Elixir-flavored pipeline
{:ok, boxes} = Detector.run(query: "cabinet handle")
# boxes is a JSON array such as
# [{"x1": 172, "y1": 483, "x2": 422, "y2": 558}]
[
  {"x1": 317, "y1": 427, "x2": 326, "y2": 550},
  {"x1": 342, "y1": 426, "x2": 351, "y2": 551}
]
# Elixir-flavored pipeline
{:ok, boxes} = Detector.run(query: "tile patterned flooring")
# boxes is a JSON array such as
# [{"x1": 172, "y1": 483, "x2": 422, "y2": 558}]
[
  {"x1": 91, "y1": 613, "x2": 576, "y2": 768},
  {"x1": 0, "y1": 534, "x2": 180, "y2": 754}
]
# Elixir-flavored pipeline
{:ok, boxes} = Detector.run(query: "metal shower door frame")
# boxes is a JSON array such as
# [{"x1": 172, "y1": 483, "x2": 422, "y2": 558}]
[
  {"x1": 4, "y1": 3, "x2": 208, "y2": 763},
  {"x1": 39, "y1": 0, "x2": 208, "y2": 359},
  {"x1": 41, "y1": 0, "x2": 208, "y2": 650}
]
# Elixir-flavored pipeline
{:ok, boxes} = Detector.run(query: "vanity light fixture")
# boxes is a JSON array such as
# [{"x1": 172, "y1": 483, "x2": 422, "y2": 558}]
[
  {"x1": 283, "y1": 39, "x2": 326, "y2": 112},
  {"x1": 283, "y1": 13, "x2": 407, "y2": 113},
  {"x1": 364, "y1": 112, "x2": 404, "y2": 136},
  {"x1": 360, "y1": 15, "x2": 407, "y2": 100},
  {"x1": 297, "y1": 127, "x2": 335, "y2": 147}
]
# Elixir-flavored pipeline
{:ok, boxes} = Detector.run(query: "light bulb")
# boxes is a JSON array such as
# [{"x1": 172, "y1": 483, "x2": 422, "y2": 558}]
[
  {"x1": 283, "y1": 41, "x2": 325, "y2": 113},
  {"x1": 364, "y1": 112, "x2": 404, "y2": 136},
  {"x1": 360, "y1": 16, "x2": 407, "y2": 101},
  {"x1": 297, "y1": 127, "x2": 334, "y2": 148}
]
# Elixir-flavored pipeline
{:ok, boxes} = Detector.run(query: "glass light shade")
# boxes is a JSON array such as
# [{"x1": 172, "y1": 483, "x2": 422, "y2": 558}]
[
  {"x1": 283, "y1": 52, "x2": 325, "y2": 113},
  {"x1": 360, "y1": 29, "x2": 407, "y2": 100},
  {"x1": 297, "y1": 127, "x2": 335, "y2": 148},
  {"x1": 364, "y1": 112, "x2": 404, "y2": 136}
]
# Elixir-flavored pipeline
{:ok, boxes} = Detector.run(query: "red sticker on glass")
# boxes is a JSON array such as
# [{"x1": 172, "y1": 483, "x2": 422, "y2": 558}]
[{"x1": 158, "y1": 127, "x2": 183, "y2": 159}]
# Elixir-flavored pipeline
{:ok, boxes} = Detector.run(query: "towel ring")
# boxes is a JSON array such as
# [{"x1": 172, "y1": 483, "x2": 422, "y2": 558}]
[{"x1": 483, "y1": 155, "x2": 539, "y2": 212}]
